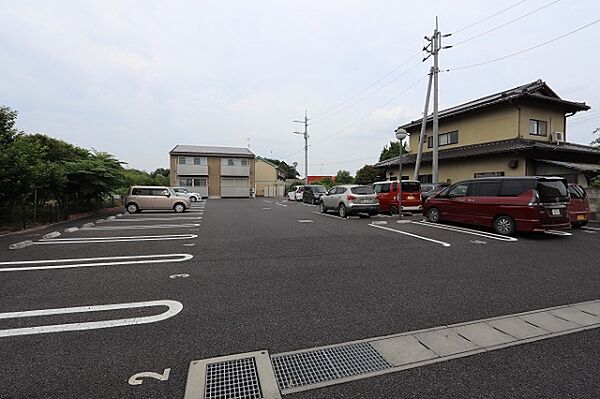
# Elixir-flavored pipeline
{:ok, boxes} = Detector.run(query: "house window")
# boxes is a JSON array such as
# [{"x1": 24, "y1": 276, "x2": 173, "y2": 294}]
[
  {"x1": 228, "y1": 159, "x2": 234, "y2": 166},
  {"x1": 178, "y1": 156, "x2": 187, "y2": 165},
  {"x1": 179, "y1": 178, "x2": 193, "y2": 186},
  {"x1": 241, "y1": 159, "x2": 248, "y2": 166},
  {"x1": 428, "y1": 131, "x2": 459, "y2": 148},
  {"x1": 418, "y1": 174, "x2": 433, "y2": 183},
  {"x1": 474, "y1": 172, "x2": 505, "y2": 178},
  {"x1": 529, "y1": 119, "x2": 547, "y2": 136}
]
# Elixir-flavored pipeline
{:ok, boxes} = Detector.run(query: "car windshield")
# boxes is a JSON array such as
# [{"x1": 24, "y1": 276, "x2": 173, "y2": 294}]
[
  {"x1": 537, "y1": 179, "x2": 569, "y2": 203},
  {"x1": 313, "y1": 186, "x2": 326, "y2": 193},
  {"x1": 351, "y1": 186, "x2": 374, "y2": 195}
]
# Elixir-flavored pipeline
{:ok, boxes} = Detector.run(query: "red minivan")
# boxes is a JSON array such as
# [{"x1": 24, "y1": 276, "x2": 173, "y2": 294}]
[
  {"x1": 423, "y1": 177, "x2": 571, "y2": 235},
  {"x1": 568, "y1": 183, "x2": 590, "y2": 228},
  {"x1": 373, "y1": 180, "x2": 422, "y2": 214}
]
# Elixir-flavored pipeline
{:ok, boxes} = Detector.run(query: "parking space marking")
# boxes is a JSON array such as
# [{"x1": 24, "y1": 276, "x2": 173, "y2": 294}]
[
  {"x1": 412, "y1": 221, "x2": 518, "y2": 242},
  {"x1": 262, "y1": 207, "x2": 271, "y2": 210},
  {"x1": 81, "y1": 223, "x2": 200, "y2": 231},
  {"x1": 312, "y1": 211, "x2": 346, "y2": 220},
  {"x1": 544, "y1": 230, "x2": 573, "y2": 236},
  {"x1": 110, "y1": 217, "x2": 202, "y2": 222},
  {"x1": 369, "y1": 224, "x2": 451, "y2": 247},
  {"x1": 582, "y1": 226, "x2": 600, "y2": 231},
  {"x1": 0, "y1": 254, "x2": 193, "y2": 272},
  {"x1": 35, "y1": 234, "x2": 198, "y2": 244},
  {"x1": 276, "y1": 203, "x2": 287, "y2": 207},
  {"x1": 297, "y1": 220, "x2": 314, "y2": 223},
  {"x1": 0, "y1": 300, "x2": 183, "y2": 338}
]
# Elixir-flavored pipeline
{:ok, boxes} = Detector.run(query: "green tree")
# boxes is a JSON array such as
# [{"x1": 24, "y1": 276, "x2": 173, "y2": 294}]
[
  {"x1": 591, "y1": 127, "x2": 600, "y2": 147},
  {"x1": 0, "y1": 105, "x2": 20, "y2": 146},
  {"x1": 379, "y1": 140, "x2": 408, "y2": 162},
  {"x1": 335, "y1": 170, "x2": 354, "y2": 184},
  {"x1": 262, "y1": 157, "x2": 299, "y2": 179},
  {"x1": 151, "y1": 168, "x2": 170, "y2": 178},
  {"x1": 311, "y1": 177, "x2": 335, "y2": 188},
  {"x1": 354, "y1": 165, "x2": 377, "y2": 185}
]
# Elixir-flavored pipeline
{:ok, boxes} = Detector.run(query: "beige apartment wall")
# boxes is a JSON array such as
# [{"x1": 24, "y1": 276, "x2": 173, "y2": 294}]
[
  {"x1": 255, "y1": 160, "x2": 277, "y2": 196},
  {"x1": 249, "y1": 158, "x2": 256, "y2": 189},
  {"x1": 407, "y1": 106, "x2": 519, "y2": 154},
  {"x1": 388, "y1": 155, "x2": 527, "y2": 184},
  {"x1": 518, "y1": 104, "x2": 566, "y2": 142},
  {"x1": 207, "y1": 157, "x2": 221, "y2": 198},
  {"x1": 169, "y1": 155, "x2": 177, "y2": 186}
]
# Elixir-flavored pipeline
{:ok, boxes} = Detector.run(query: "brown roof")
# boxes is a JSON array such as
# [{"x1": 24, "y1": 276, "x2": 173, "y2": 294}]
[
  {"x1": 399, "y1": 80, "x2": 590, "y2": 131},
  {"x1": 374, "y1": 138, "x2": 600, "y2": 168}
]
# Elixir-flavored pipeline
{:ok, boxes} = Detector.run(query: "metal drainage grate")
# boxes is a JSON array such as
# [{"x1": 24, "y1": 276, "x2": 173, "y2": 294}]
[
  {"x1": 204, "y1": 357, "x2": 262, "y2": 399},
  {"x1": 271, "y1": 342, "x2": 391, "y2": 391}
]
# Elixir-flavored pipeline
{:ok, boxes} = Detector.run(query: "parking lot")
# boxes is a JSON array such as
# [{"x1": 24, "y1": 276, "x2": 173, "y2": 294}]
[{"x1": 1, "y1": 198, "x2": 600, "y2": 399}]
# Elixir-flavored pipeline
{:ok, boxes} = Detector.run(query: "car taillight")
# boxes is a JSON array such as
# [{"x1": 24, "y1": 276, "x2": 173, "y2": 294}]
[
  {"x1": 528, "y1": 189, "x2": 540, "y2": 206},
  {"x1": 347, "y1": 195, "x2": 357, "y2": 201}
]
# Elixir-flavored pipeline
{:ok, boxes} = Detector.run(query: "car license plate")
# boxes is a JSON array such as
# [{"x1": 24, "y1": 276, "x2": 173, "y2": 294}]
[
  {"x1": 407, "y1": 195, "x2": 414, "y2": 200},
  {"x1": 577, "y1": 214, "x2": 586, "y2": 221},
  {"x1": 551, "y1": 209, "x2": 560, "y2": 216}
]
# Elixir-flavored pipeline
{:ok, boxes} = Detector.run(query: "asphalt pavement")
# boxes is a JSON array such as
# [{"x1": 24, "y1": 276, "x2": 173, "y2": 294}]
[{"x1": 0, "y1": 198, "x2": 599, "y2": 398}]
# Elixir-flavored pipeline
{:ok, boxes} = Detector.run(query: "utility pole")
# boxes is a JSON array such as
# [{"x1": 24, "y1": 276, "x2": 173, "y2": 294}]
[
  {"x1": 422, "y1": 17, "x2": 451, "y2": 184},
  {"x1": 413, "y1": 66, "x2": 433, "y2": 180},
  {"x1": 293, "y1": 110, "x2": 309, "y2": 185}
]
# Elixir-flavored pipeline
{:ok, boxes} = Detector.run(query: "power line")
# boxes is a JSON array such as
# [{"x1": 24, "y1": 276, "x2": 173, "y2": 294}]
[
  {"x1": 448, "y1": 18, "x2": 600, "y2": 72},
  {"x1": 313, "y1": 51, "x2": 422, "y2": 120},
  {"x1": 569, "y1": 114, "x2": 600, "y2": 125},
  {"x1": 453, "y1": 0, "x2": 561, "y2": 46},
  {"x1": 311, "y1": 61, "x2": 423, "y2": 124},
  {"x1": 451, "y1": 0, "x2": 529, "y2": 35},
  {"x1": 311, "y1": 75, "x2": 428, "y2": 146}
]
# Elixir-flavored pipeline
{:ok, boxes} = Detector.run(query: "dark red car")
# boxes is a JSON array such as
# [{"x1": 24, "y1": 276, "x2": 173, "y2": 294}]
[
  {"x1": 423, "y1": 177, "x2": 571, "y2": 235},
  {"x1": 568, "y1": 183, "x2": 590, "y2": 228}
]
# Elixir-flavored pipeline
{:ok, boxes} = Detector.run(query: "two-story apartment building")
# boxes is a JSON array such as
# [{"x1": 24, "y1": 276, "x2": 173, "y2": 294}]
[
  {"x1": 374, "y1": 80, "x2": 600, "y2": 187},
  {"x1": 255, "y1": 159, "x2": 286, "y2": 197},
  {"x1": 169, "y1": 145, "x2": 255, "y2": 199}
]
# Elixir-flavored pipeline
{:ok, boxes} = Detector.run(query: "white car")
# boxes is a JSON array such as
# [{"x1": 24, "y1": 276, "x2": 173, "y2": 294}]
[
  {"x1": 172, "y1": 187, "x2": 202, "y2": 202},
  {"x1": 287, "y1": 186, "x2": 304, "y2": 201}
]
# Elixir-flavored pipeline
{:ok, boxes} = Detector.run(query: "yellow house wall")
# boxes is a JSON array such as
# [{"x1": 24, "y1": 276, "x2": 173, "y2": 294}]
[
  {"x1": 517, "y1": 104, "x2": 566, "y2": 142},
  {"x1": 408, "y1": 106, "x2": 519, "y2": 154},
  {"x1": 388, "y1": 155, "x2": 527, "y2": 185},
  {"x1": 169, "y1": 155, "x2": 177, "y2": 186}
]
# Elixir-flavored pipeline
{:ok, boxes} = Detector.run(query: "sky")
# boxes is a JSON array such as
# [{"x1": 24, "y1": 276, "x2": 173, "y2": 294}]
[{"x1": 1, "y1": 0, "x2": 599, "y2": 176}]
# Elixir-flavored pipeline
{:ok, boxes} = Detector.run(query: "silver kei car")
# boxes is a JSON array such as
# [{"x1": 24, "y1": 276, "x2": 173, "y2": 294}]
[{"x1": 319, "y1": 184, "x2": 379, "y2": 218}]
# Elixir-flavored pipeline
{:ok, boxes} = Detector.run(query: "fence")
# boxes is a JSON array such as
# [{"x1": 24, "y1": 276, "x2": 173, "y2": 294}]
[{"x1": 587, "y1": 188, "x2": 600, "y2": 221}]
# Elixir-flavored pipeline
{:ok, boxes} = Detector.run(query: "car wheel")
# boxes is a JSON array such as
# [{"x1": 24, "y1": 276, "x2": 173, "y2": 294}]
[
  {"x1": 339, "y1": 203, "x2": 347, "y2": 218},
  {"x1": 493, "y1": 215, "x2": 515, "y2": 235},
  {"x1": 190, "y1": 196, "x2": 197, "y2": 202},
  {"x1": 319, "y1": 201, "x2": 326, "y2": 213},
  {"x1": 427, "y1": 207, "x2": 440, "y2": 223},
  {"x1": 174, "y1": 203, "x2": 185, "y2": 213},
  {"x1": 126, "y1": 203, "x2": 138, "y2": 214},
  {"x1": 389, "y1": 205, "x2": 399, "y2": 215}
]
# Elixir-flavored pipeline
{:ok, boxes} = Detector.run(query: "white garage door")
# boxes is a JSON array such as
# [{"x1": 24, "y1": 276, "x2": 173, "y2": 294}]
[{"x1": 221, "y1": 178, "x2": 249, "y2": 198}]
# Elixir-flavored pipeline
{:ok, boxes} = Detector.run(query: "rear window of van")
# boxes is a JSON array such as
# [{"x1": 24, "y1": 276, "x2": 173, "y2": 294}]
[{"x1": 401, "y1": 182, "x2": 421, "y2": 192}]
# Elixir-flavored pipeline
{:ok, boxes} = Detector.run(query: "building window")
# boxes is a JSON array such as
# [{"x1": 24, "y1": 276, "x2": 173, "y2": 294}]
[
  {"x1": 227, "y1": 159, "x2": 234, "y2": 166},
  {"x1": 241, "y1": 159, "x2": 248, "y2": 166},
  {"x1": 193, "y1": 157, "x2": 207, "y2": 165},
  {"x1": 529, "y1": 119, "x2": 547, "y2": 136},
  {"x1": 428, "y1": 131, "x2": 459, "y2": 148},
  {"x1": 474, "y1": 172, "x2": 505, "y2": 178},
  {"x1": 178, "y1": 156, "x2": 187, "y2": 165}
]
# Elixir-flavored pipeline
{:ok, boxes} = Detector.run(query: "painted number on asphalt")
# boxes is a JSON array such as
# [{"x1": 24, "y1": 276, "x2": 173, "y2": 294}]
[{"x1": 128, "y1": 368, "x2": 171, "y2": 386}]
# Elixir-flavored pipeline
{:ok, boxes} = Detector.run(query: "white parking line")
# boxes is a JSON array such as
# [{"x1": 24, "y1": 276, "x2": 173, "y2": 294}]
[
  {"x1": 544, "y1": 230, "x2": 573, "y2": 236},
  {"x1": 312, "y1": 211, "x2": 345, "y2": 220},
  {"x1": 413, "y1": 221, "x2": 518, "y2": 242},
  {"x1": 110, "y1": 217, "x2": 202, "y2": 222},
  {"x1": 0, "y1": 254, "x2": 193, "y2": 272},
  {"x1": 35, "y1": 234, "x2": 198, "y2": 244},
  {"x1": 81, "y1": 223, "x2": 200, "y2": 231},
  {"x1": 582, "y1": 226, "x2": 600, "y2": 231},
  {"x1": 276, "y1": 203, "x2": 287, "y2": 207},
  {"x1": 369, "y1": 224, "x2": 451, "y2": 247},
  {"x1": 297, "y1": 220, "x2": 314, "y2": 223},
  {"x1": 0, "y1": 300, "x2": 183, "y2": 337}
]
